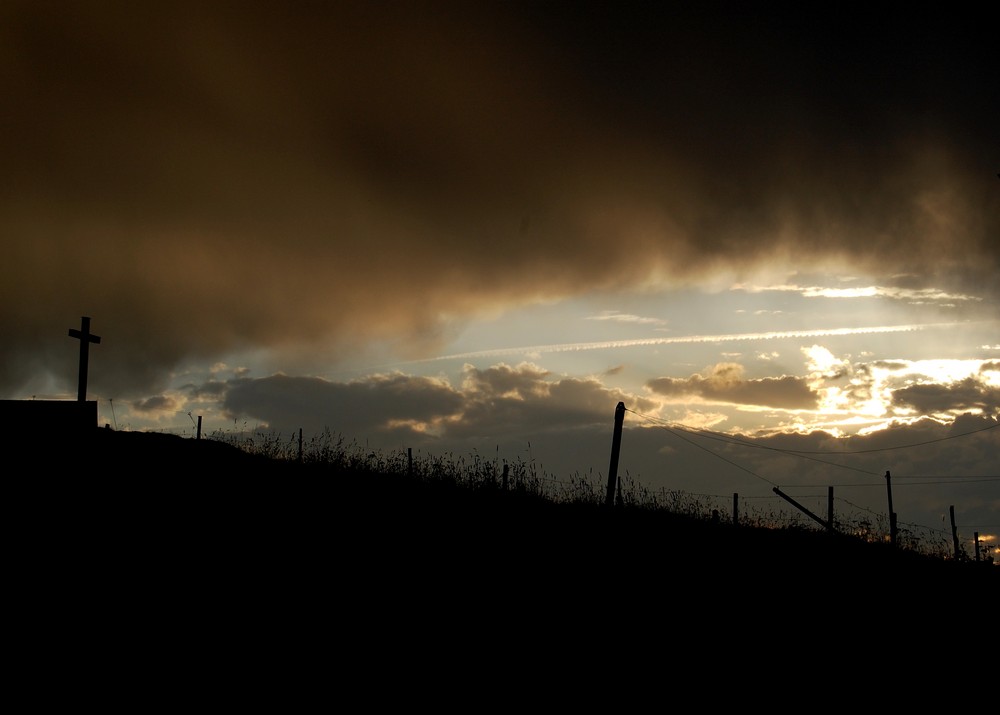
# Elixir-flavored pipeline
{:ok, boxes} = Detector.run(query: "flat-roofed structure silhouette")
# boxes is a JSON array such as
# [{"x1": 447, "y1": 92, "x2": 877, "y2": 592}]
[{"x1": 2, "y1": 316, "x2": 102, "y2": 439}]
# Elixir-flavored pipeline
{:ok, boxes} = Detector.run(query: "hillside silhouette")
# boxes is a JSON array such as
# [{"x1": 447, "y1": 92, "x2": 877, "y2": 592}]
[
  {"x1": 8, "y1": 424, "x2": 996, "y2": 677},
  {"x1": 19, "y1": 428, "x2": 996, "y2": 597}
]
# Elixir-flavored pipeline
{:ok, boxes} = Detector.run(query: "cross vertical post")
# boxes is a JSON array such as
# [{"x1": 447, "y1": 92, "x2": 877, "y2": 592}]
[{"x1": 68, "y1": 316, "x2": 101, "y2": 402}]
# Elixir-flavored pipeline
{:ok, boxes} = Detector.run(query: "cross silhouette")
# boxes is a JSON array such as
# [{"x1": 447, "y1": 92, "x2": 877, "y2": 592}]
[{"x1": 68, "y1": 316, "x2": 101, "y2": 402}]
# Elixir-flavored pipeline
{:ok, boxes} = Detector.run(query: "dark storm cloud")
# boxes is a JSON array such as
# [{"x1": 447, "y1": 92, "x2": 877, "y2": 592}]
[
  {"x1": 133, "y1": 394, "x2": 180, "y2": 414},
  {"x1": 720, "y1": 414, "x2": 1000, "y2": 489},
  {"x1": 223, "y1": 372, "x2": 465, "y2": 438},
  {"x1": 453, "y1": 363, "x2": 659, "y2": 439},
  {"x1": 658, "y1": 414, "x2": 999, "y2": 488},
  {"x1": 892, "y1": 376, "x2": 1000, "y2": 415},
  {"x1": 222, "y1": 363, "x2": 658, "y2": 448},
  {"x1": 461, "y1": 362, "x2": 551, "y2": 399},
  {"x1": 187, "y1": 380, "x2": 227, "y2": 399},
  {"x1": 2, "y1": 1, "x2": 998, "y2": 399},
  {"x1": 647, "y1": 363, "x2": 818, "y2": 409}
]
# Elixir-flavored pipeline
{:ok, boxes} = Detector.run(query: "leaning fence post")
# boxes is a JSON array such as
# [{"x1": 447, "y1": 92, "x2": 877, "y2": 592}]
[{"x1": 605, "y1": 402, "x2": 625, "y2": 508}]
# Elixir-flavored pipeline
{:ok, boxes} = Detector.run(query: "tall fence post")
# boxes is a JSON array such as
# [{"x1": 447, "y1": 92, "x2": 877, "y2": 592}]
[
  {"x1": 196, "y1": 415, "x2": 202, "y2": 440},
  {"x1": 828, "y1": 486, "x2": 834, "y2": 530},
  {"x1": 732, "y1": 492, "x2": 739, "y2": 526},
  {"x1": 950, "y1": 505, "x2": 961, "y2": 559},
  {"x1": 605, "y1": 401, "x2": 625, "y2": 508},
  {"x1": 885, "y1": 471, "x2": 897, "y2": 547}
]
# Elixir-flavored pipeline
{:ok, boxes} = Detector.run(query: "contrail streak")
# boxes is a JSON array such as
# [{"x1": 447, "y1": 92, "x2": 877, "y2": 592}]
[{"x1": 432, "y1": 323, "x2": 957, "y2": 361}]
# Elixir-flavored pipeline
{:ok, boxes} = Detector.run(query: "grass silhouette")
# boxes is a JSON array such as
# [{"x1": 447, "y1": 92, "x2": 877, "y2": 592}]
[
  {"x1": 18, "y1": 425, "x2": 996, "y2": 606},
  {"x1": 193, "y1": 427, "x2": 994, "y2": 578}
]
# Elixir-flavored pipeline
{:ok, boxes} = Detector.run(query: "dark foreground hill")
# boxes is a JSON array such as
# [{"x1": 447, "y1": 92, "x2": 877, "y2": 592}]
[
  {"x1": 11, "y1": 427, "x2": 993, "y2": 705},
  {"x1": 8, "y1": 425, "x2": 998, "y2": 701},
  {"x1": 10, "y1": 427, "x2": 997, "y2": 666},
  {"x1": 17, "y1": 428, "x2": 996, "y2": 584}
]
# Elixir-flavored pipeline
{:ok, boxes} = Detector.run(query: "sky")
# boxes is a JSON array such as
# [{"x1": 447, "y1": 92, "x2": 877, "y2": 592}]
[{"x1": 2, "y1": 1, "x2": 998, "y2": 555}]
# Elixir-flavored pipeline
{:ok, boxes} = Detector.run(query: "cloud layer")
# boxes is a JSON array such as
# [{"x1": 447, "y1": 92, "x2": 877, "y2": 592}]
[{"x1": 2, "y1": 2, "x2": 998, "y2": 399}]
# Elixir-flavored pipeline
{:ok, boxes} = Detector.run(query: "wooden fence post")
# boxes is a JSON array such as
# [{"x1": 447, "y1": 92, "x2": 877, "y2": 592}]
[
  {"x1": 950, "y1": 505, "x2": 961, "y2": 559},
  {"x1": 773, "y1": 487, "x2": 831, "y2": 530},
  {"x1": 828, "y1": 486, "x2": 833, "y2": 530},
  {"x1": 885, "y1": 471, "x2": 897, "y2": 547},
  {"x1": 732, "y1": 492, "x2": 739, "y2": 526},
  {"x1": 605, "y1": 401, "x2": 625, "y2": 508}
]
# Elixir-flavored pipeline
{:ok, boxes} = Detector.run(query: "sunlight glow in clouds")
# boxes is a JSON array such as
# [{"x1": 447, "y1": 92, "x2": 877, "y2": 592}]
[
  {"x1": 737, "y1": 283, "x2": 982, "y2": 303},
  {"x1": 802, "y1": 351, "x2": 997, "y2": 425}
]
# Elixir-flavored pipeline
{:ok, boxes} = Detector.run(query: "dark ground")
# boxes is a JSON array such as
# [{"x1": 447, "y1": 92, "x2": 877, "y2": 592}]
[
  {"x1": 8, "y1": 427, "x2": 997, "y2": 690},
  {"x1": 16, "y1": 428, "x2": 997, "y2": 587}
]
